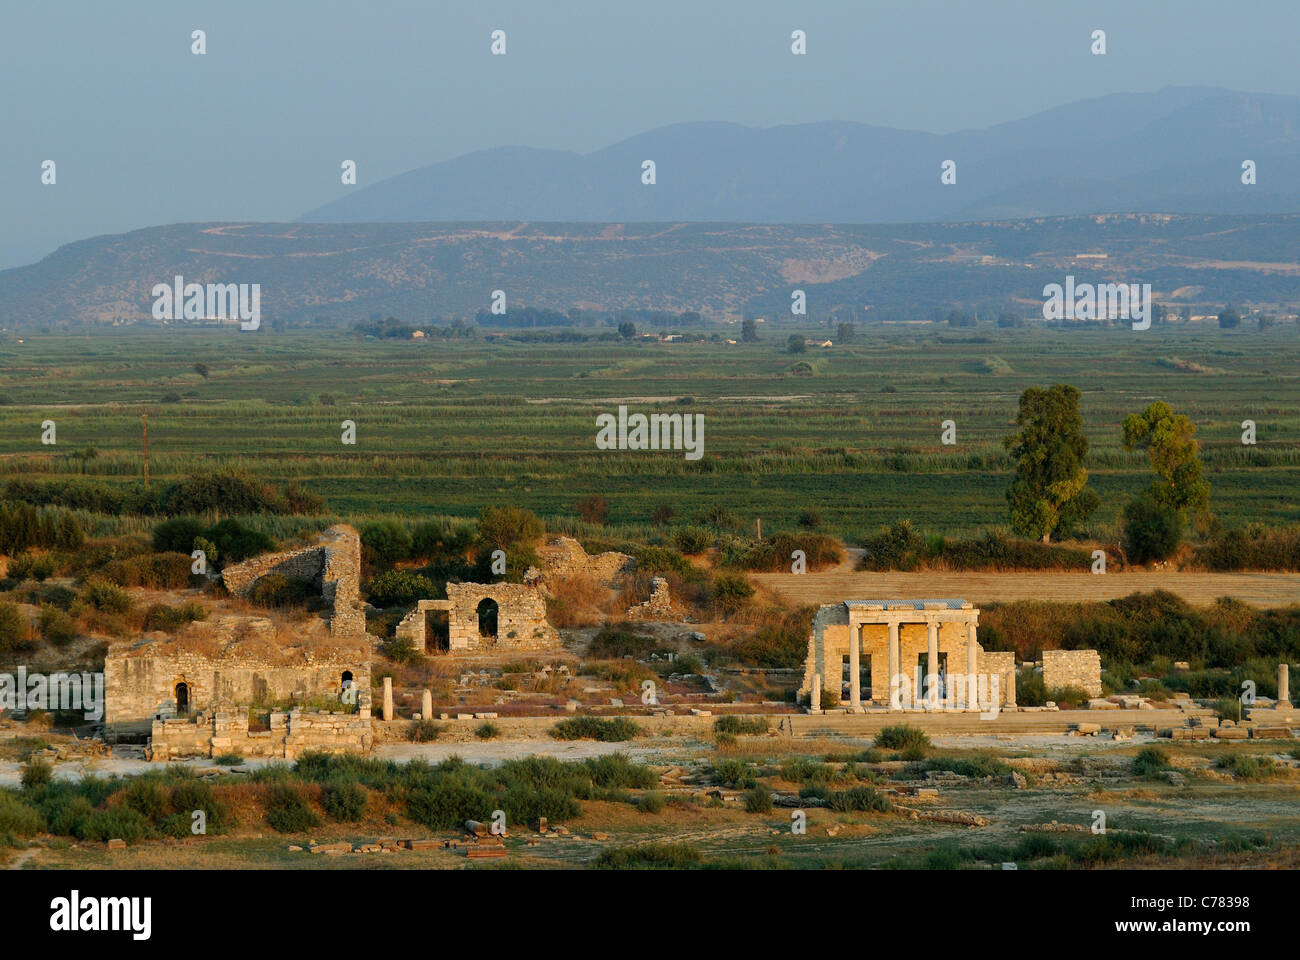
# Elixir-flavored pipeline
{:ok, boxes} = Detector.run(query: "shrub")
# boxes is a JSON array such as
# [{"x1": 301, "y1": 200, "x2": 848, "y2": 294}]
[
  {"x1": 743, "y1": 786, "x2": 773, "y2": 813},
  {"x1": 582, "y1": 754, "x2": 657, "y2": 790},
  {"x1": 550, "y1": 717, "x2": 639, "y2": 742},
  {"x1": 38, "y1": 607, "x2": 78, "y2": 646},
  {"x1": 874, "y1": 725, "x2": 930, "y2": 752},
  {"x1": 248, "y1": 573, "x2": 316, "y2": 609},
  {"x1": 411, "y1": 719, "x2": 443, "y2": 742},
  {"x1": 637, "y1": 791, "x2": 665, "y2": 814},
  {"x1": 124, "y1": 778, "x2": 168, "y2": 819},
  {"x1": 152, "y1": 517, "x2": 206, "y2": 554},
  {"x1": 321, "y1": 781, "x2": 368, "y2": 821},
  {"x1": 361, "y1": 521, "x2": 414, "y2": 564},
  {"x1": 858, "y1": 521, "x2": 926, "y2": 571},
  {"x1": 83, "y1": 579, "x2": 132, "y2": 614},
  {"x1": 81, "y1": 807, "x2": 149, "y2": 843},
  {"x1": 1122, "y1": 496, "x2": 1183, "y2": 564},
  {"x1": 19, "y1": 758, "x2": 52, "y2": 790},
  {"x1": 367, "y1": 569, "x2": 436, "y2": 607},
  {"x1": 594, "y1": 843, "x2": 701, "y2": 869},
  {"x1": 204, "y1": 519, "x2": 275, "y2": 563},
  {"x1": 264, "y1": 784, "x2": 322, "y2": 833},
  {"x1": 0, "y1": 794, "x2": 40, "y2": 838},
  {"x1": 709, "y1": 574, "x2": 754, "y2": 615},
  {"x1": 475, "y1": 722, "x2": 501, "y2": 740},
  {"x1": 671, "y1": 526, "x2": 713, "y2": 554},
  {"x1": 713, "y1": 715, "x2": 769, "y2": 736},
  {"x1": 476, "y1": 506, "x2": 545, "y2": 549},
  {"x1": 1216, "y1": 754, "x2": 1279, "y2": 781},
  {"x1": 213, "y1": 753, "x2": 244, "y2": 766},
  {"x1": 825, "y1": 786, "x2": 892, "y2": 812},
  {"x1": 1131, "y1": 746, "x2": 1171, "y2": 778}
]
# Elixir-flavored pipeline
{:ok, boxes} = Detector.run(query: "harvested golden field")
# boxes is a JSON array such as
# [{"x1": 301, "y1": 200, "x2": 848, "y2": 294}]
[{"x1": 751, "y1": 571, "x2": 1300, "y2": 608}]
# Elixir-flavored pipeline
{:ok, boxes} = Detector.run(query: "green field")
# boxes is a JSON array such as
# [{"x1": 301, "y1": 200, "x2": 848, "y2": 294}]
[{"x1": 2, "y1": 324, "x2": 1298, "y2": 538}]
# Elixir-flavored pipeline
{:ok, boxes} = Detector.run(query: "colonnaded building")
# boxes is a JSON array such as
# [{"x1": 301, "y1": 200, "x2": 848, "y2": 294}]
[{"x1": 799, "y1": 599, "x2": 1017, "y2": 712}]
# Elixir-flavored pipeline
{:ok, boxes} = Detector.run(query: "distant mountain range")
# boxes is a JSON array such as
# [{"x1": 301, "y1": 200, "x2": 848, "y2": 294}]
[
  {"x1": 4, "y1": 87, "x2": 1300, "y2": 328},
  {"x1": 3, "y1": 214, "x2": 1297, "y2": 327},
  {"x1": 300, "y1": 87, "x2": 1300, "y2": 224}
]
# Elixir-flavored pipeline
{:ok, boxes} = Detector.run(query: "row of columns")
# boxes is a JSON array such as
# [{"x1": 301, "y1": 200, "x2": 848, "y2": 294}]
[{"x1": 844, "y1": 620, "x2": 982, "y2": 712}]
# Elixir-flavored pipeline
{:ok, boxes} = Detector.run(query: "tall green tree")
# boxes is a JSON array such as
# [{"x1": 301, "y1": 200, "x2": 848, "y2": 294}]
[
  {"x1": 1121, "y1": 401, "x2": 1210, "y2": 519},
  {"x1": 1002, "y1": 384, "x2": 1098, "y2": 542}
]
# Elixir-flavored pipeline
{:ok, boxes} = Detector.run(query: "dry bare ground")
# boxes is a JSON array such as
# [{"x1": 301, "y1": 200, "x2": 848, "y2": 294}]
[{"x1": 751, "y1": 570, "x2": 1300, "y2": 608}]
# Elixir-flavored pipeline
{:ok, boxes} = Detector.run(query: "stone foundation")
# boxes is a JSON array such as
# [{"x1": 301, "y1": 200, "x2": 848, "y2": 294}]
[{"x1": 148, "y1": 703, "x2": 372, "y2": 760}]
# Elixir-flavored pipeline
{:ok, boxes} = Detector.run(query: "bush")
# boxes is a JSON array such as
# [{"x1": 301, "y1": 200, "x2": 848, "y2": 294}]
[
  {"x1": 1122, "y1": 496, "x2": 1183, "y2": 564},
  {"x1": 874, "y1": 725, "x2": 930, "y2": 752},
  {"x1": 1131, "y1": 746, "x2": 1171, "y2": 778},
  {"x1": 204, "y1": 519, "x2": 275, "y2": 563},
  {"x1": 152, "y1": 517, "x2": 206, "y2": 554},
  {"x1": 81, "y1": 807, "x2": 149, "y2": 843},
  {"x1": 213, "y1": 753, "x2": 244, "y2": 766},
  {"x1": 248, "y1": 573, "x2": 316, "y2": 609},
  {"x1": 411, "y1": 719, "x2": 443, "y2": 742},
  {"x1": 19, "y1": 758, "x2": 52, "y2": 790},
  {"x1": 1216, "y1": 754, "x2": 1279, "y2": 780},
  {"x1": 594, "y1": 843, "x2": 701, "y2": 869},
  {"x1": 361, "y1": 521, "x2": 414, "y2": 564},
  {"x1": 825, "y1": 786, "x2": 892, "y2": 812},
  {"x1": 264, "y1": 784, "x2": 322, "y2": 833},
  {"x1": 367, "y1": 569, "x2": 436, "y2": 607},
  {"x1": 637, "y1": 791, "x2": 665, "y2": 814},
  {"x1": 671, "y1": 526, "x2": 713, "y2": 554},
  {"x1": 321, "y1": 781, "x2": 368, "y2": 821},
  {"x1": 475, "y1": 722, "x2": 500, "y2": 740},
  {"x1": 713, "y1": 715, "x2": 769, "y2": 736},
  {"x1": 550, "y1": 717, "x2": 639, "y2": 742},
  {"x1": 476, "y1": 506, "x2": 545, "y2": 549},
  {"x1": 858, "y1": 521, "x2": 926, "y2": 571},
  {"x1": 708, "y1": 574, "x2": 754, "y2": 615},
  {"x1": 38, "y1": 606, "x2": 78, "y2": 646},
  {"x1": 83, "y1": 579, "x2": 132, "y2": 614},
  {"x1": 743, "y1": 786, "x2": 773, "y2": 813}
]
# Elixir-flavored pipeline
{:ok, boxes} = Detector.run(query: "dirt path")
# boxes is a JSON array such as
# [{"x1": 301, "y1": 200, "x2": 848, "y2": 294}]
[{"x1": 752, "y1": 569, "x2": 1300, "y2": 608}]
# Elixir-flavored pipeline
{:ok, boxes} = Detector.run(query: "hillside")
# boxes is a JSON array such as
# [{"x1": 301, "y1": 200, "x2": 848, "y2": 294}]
[{"x1": 1, "y1": 214, "x2": 1299, "y2": 328}]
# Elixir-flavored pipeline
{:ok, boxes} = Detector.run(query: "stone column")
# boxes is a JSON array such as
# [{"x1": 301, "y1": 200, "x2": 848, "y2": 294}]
[
  {"x1": 811, "y1": 675, "x2": 821, "y2": 712},
  {"x1": 849, "y1": 626, "x2": 862, "y2": 711},
  {"x1": 422, "y1": 689, "x2": 433, "y2": 720},
  {"x1": 926, "y1": 621, "x2": 939, "y2": 710},
  {"x1": 966, "y1": 621, "x2": 979, "y2": 712},
  {"x1": 888, "y1": 621, "x2": 901, "y2": 710},
  {"x1": 1279, "y1": 663, "x2": 1291, "y2": 708},
  {"x1": 382, "y1": 676, "x2": 393, "y2": 722}
]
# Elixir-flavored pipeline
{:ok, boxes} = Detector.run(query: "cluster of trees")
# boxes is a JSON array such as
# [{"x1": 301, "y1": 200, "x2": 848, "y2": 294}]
[
  {"x1": 1003, "y1": 385, "x2": 1210, "y2": 562},
  {"x1": 4, "y1": 471, "x2": 324, "y2": 519},
  {"x1": 0, "y1": 502, "x2": 84, "y2": 555}
]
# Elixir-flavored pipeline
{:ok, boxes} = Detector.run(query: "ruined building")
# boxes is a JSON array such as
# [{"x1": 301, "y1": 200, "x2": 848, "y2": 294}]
[
  {"x1": 799, "y1": 599, "x2": 1016, "y2": 711},
  {"x1": 104, "y1": 525, "x2": 374, "y2": 756},
  {"x1": 394, "y1": 582, "x2": 559, "y2": 654}
]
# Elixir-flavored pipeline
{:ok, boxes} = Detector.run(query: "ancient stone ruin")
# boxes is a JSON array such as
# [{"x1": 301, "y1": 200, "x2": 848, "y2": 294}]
[
  {"x1": 394, "y1": 581, "x2": 560, "y2": 654},
  {"x1": 1040, "y1": 649, "x2": 1103, "y2": 697},
  {"x1": 527, "y1": 536, "x2": 636, "y2": 587},
  {"x1": 800, "y1": 599, "x2": 1016, "y2": 712},
  {"x1": 106, "y1": 525, "x2": 375, "y2": 757},
  {"x1": 221, "y1": 524, "x2": 366, "y2": 636}
]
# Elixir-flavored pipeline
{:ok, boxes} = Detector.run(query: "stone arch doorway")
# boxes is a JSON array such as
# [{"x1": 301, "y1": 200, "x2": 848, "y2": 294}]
[
  {"x1": 476, "y1": 598, "x2": 499, "y2": 640},
  {"x1": 175, "y1": 681, "x2": 190, "y2": 715}
]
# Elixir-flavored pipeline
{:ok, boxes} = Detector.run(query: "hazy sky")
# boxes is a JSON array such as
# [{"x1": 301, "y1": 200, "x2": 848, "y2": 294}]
[{"x1": 3, "y1": 0, "x2": 1299, "y2": 269}]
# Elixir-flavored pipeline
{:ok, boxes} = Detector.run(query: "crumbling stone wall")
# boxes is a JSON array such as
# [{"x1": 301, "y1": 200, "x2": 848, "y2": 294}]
[
  {"x1": 1041, "y1": 649, "x2": 1102, "y2": 696},
  {"x1": 626, "y1": 576, "x2": 677, "y2": 621},
  {"x1": 221, "y1": 524, "x2": 365, "y2": 636},
  {"x1": 445, "y1": 582, "x2": 559, "y2": 651},
  {"x1": 105, "y1": 627, "x2": 370, "y2": 738},
  {"x1": 148, "y1": 704, "x2": 372, "y2": 760},
  {"x1": 532, "y1": 536, "x2": 635, "y2": 587}
]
